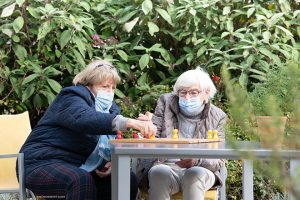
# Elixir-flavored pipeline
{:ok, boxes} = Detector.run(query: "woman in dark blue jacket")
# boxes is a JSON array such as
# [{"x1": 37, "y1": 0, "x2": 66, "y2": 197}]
[{"x1": 18, "y1": 60, "x2": 157, "y2": 200}]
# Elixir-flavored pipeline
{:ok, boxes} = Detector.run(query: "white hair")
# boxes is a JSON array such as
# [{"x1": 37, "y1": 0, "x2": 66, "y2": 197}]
[{"x1": 173, "y1": 67, "x2": 217, "y2": 100}]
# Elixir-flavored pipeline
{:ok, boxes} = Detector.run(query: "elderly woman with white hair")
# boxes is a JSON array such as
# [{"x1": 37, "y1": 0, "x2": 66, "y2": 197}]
[{"x1": 139, "y1": 67, "x2": 227, "y2": 200}]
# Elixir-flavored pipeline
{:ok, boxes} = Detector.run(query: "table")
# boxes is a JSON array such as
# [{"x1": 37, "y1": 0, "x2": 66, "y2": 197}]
[{"x1": 110, "y1": 141, "x2": 300, "y2": 200}]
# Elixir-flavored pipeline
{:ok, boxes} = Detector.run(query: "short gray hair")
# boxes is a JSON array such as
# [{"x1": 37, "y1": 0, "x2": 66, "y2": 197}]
[
  {"x1": 173, "y1": 67, "x2": 217, "y2": 100},
  {"x1": 73, "y1": 60, "x2": 120, "y2": 86}
]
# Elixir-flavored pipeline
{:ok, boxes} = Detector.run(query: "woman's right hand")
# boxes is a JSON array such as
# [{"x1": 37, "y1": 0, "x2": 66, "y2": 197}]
[{"x1": 126, "y1": 118, "x2": 156, "y2": 138}]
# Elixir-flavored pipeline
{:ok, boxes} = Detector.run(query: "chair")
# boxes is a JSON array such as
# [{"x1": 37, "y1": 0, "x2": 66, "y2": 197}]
[
  {"x1": 0, "y1": 111, "x2": 36, "y2": 200},
  {"x1": 132, "y1": 158, "x2": 227, "y2": 200}
]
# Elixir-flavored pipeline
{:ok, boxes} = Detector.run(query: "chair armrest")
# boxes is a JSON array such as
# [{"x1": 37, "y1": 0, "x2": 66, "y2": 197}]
[{"x1": 0, "y1": 154, "x2": 19, "y2": 158}]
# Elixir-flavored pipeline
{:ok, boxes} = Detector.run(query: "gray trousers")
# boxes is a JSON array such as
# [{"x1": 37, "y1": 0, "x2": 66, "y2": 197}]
[{"x1": 148, "y1": 164, "x2": 215, "y2": 200}]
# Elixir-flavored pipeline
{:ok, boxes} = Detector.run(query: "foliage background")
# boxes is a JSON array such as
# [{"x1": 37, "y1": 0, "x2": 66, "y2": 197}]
[{"x1": 1, "y1": 0, "x2": 300, "y2": 199}]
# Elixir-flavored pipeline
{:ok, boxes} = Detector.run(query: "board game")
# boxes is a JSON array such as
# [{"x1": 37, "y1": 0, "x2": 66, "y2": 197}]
[{"x1": 110, "y1": 138, "x2": 223, "y2": 144}]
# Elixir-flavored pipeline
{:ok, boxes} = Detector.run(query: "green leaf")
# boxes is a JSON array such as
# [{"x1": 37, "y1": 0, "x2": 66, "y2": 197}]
[
  {"x1": 186, "y1": 54, "x2": 193, "y2": 65},
  {"x1": 258, "y1": 48, "x2": 281, "y2": 66},
  {"x1": 22, "y1": 84, "x2": 35, "y2": 102},
  {"x1": 117, "y1": 50, "x2": 128, "y2": 62},
  {"x1": 223, "y1": 6, "x2": 231, "y2": 15},
  {"x1": 137, "y1": 72, "x2": 148, "y2": 86},
  {"x1": 155, "y1": 58, "x2": 170, "y2": 67},
  {"x1": 149, "y1": 43, "x2": 162, "y2": 52},
  {"x1": 189, "y1": 8, "x2": 196, "y2": 16},
  {"x1": 221, "y1": 32, "x2": 230, "y2": 38},
  {"x1": 175, "y1": 56, "x2": 186, "y2": 65},
  {"x1": 2, "y1": 28, "x2": 13, "y2": 37},
  {"x1": 155, "y1": 7, "x2": 173, "y2": 26},
  {"x1": 148, "y1": 22, "x2": 159, "y2": 36},
  {"x1": 13, "y1": 44, "x2": 27, "y2": 60},
  {"x1": 22, "y1": 74, "x2": 39, "y2": 85},
  {"x1": 16, "y1": 0, "x2": 25, "y2": 6},
  {"x1": 79, "y1": 1, "x2": 90, "y2": 12},
  {"x1": 270, "y1": 13, "x2": 284, "y2": 26},
  {"x1": 196, "y1": 46, "x2": 206, "y2": 57},
  {"x1": 74, "y1": 36, "x2": 86, "y2": 57},
  {"x1": 44, "y1": 66, "x2": 63, "y2": 76},
  {"x1": 95, "y1": 4, "x2": 105, "y2": 12},
  {"x1": 55, "y1": 49, "x2": 62, "y2": 58},
  {"x1": 124, "y1": 17, "x2": 139, "y2": 33},
  {"x1": 41, "y1": 90, "x2": 56, "y2": 104},
  {"x1": 60, "y1": 30, "x2": 72, "y2": 49},
  {"x1": 275, "y1": 25, "x2": 293, "y2": 37},
  {"x1": 46, "y1": 78, "x2": 62, "y2": 93},
  {"x1": 27, "y1": 7, "x2": 40, "y2": 19},
  {"x1": 142, "y1": 0, "x2": 153, "y2": 15},
  {"x1": 247, "y1": 8, "x2": 255, "y2": 18},
  {"x1": 156, "y1": 70, "x2": 166, "y2": 80},
  {"x1": 139, "y1": 54, "x2": 150, "y2": 70},
  {"x1": 37, "y1": 21, "x2": 52, "y2": 40},
  {"x1": 133, "y1": 46, "x2": 147, "y2": 51},
  {"x1": 226, "y1": 20, "x2": 233, "y2": 33},
  {"x1": 114, "y1": 88, "x2": 126, "y2": 98},
  {"x1": 33, "y1": 94, "x2": 42, "y2": 108},
  {"x1": 1, "y1": 3, "x2": 16, "y2": 18},
  {"x1": 13, "y1": 16, "x2": 24, "y2": 33},
  {"x1": 239, "y1": 72, "x2": 248, "y2": 88},
  {"x1": 118, "y1": 10, "x2": 138, "y2": 24},
  {"x1": 72, "y1": 49, "x2": 86, "y2": 67},
  {"x1": 12, "y1": 35, "x2": 20, "y2": 42},
  {"x1": 262, "y1": 31, "x2": 271, "y2": 41}
]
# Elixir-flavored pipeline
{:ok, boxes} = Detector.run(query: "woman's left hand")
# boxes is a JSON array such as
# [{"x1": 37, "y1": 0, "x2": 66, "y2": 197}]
[
  {"x1": 95, "y1": 162, "x2": 111, "y2": 178},
  {"x1": 175, "y1": 159, "x2": 197, "y2": 168}
]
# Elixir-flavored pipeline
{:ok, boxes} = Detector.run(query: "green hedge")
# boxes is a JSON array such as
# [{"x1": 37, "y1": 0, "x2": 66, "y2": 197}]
[{"x1": 1, "y1": 0, "x2": 299, "y2": 199}]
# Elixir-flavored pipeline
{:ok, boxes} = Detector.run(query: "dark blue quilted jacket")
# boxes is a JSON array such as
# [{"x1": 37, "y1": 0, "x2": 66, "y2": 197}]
[{"x1": 19, "y1": 85, "x2": 120, "y2": 174}]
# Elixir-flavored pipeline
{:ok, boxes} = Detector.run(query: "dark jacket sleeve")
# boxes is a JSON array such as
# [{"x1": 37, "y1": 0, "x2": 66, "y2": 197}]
[{"x1": 41, "y1": 85, "x2": 120, "y2": 135}]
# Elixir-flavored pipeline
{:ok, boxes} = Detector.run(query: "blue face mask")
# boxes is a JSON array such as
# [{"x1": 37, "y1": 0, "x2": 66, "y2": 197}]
[
  {"x1": 95, "y1": 91, "x2": 114, "y2": 113},
  {"x1": 179, "y1": 97, "x2": 204, "y2": 117}
]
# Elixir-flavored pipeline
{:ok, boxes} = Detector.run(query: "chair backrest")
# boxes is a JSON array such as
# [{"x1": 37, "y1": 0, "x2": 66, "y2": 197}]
[{"x1": 0, "y1": 111, "x2": 31, "y2": 189}]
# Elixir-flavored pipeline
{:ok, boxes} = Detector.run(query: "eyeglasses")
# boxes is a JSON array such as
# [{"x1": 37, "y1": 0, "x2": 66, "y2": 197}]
[
  {"x1": 178, "y1": 90, "x2": 201, "y2": 97},
  {"x1": 95, "y1": 63, "x2": 115, "y2": 69}
]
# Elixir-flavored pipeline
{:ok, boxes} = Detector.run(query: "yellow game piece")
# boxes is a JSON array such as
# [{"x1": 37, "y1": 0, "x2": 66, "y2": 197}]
[
  {"x1": 149, "y1": 135, "x2": 155, "y2": 139},
  {"x1": 213, "y1": 130, "x2": 218, "y2": 139},
  {"x1": 207, "y1": 130, "x2": 213, "y2": 139},
  {"x1": 172, "y1": 129, "x2": 179, "y2": 139}
]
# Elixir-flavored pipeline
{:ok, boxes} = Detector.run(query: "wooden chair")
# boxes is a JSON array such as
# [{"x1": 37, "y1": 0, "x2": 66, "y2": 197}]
[
  {"x1": 0, "y1": 111, "x2": 36, "y2": 200},
  {"x1": 132, "y1": 158, "x2": 226, "y2": 200}
]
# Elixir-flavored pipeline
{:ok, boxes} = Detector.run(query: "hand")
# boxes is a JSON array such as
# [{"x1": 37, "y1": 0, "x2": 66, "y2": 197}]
[
  {"x1": 95, "y1": 162, "x2": 111, "y2": 178},
  {"x1": 137, "y1": 112, "x2": 153, "y2": 121},
  {"x1": 126, "y1": 119, "x2": 157, "y2": 138},
  {"x1": 175, "y1": 159, "x2": 197, "y2": 168}
]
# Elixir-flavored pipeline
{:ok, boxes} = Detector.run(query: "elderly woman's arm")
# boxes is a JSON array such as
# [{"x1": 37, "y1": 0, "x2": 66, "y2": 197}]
[{"x1": 197, "y1": 159, "x2": 225, "y2": 172}]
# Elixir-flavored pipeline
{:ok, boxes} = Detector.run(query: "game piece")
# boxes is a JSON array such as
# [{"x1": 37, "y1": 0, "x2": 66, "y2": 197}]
[
  {"x1": 149, "y1": 135, "x2": 155, "y2": 139},
  {"x1": 207, "y1": 130, "x2": 213, "y2": 139},
  {"x1": 213, "y1": 130, "x2": 218, "y2": 139},
  {"x1": 172, "y1": 129, "x2": 179, "y2": 139},
  {"x1": 116, "y1": 130, "x2": 122, "y2": 139},
  {"x1": 132, "y1": 131, "x2": 137, "y2": 139}
]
